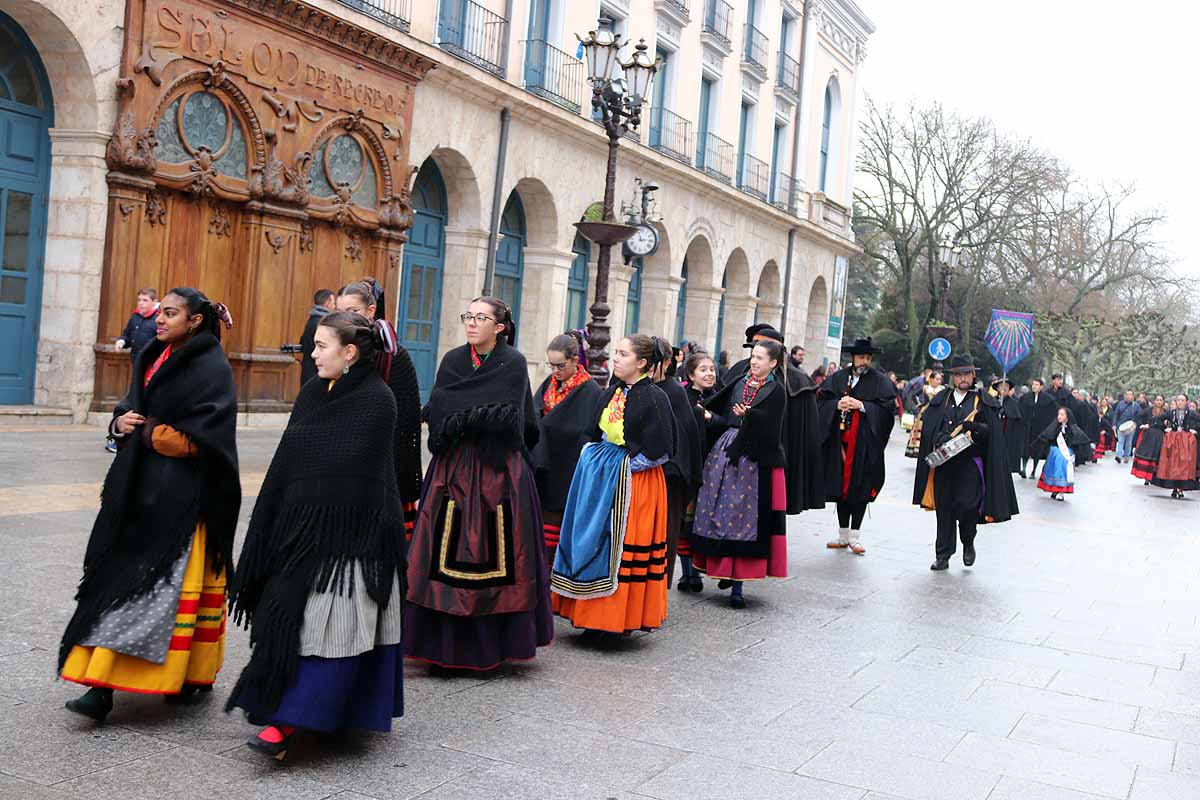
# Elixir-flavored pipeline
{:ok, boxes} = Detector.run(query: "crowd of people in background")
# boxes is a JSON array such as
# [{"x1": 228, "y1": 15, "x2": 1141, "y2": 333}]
[{"x1": 72, "y1": 284, "x2": 1194, "y2": 762}]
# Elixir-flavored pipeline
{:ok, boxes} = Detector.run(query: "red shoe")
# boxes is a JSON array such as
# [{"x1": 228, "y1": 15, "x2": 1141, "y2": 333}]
[{"x1": 248, "y1": 725, "x2": 295, "y2": 761}]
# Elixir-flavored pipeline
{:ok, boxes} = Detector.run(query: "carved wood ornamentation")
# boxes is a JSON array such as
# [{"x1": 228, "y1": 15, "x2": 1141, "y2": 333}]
[{"x1": 94, "y1": 0, "x2": 431, "y2": 413}]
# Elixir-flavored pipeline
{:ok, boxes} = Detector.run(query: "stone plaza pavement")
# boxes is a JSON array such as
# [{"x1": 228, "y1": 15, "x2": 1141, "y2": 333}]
[{"x1": 1, "y1": 426, "x2": 1199, "y2": 800}]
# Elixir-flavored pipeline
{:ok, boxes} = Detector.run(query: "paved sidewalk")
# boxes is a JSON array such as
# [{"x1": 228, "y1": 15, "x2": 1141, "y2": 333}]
[{"x1": 1, "y1": 428, "x2": 1198, "y2": 799}]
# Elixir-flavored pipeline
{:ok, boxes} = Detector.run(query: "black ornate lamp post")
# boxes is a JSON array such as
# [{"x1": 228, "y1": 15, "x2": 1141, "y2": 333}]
[{"x1": 574, "y1": 22, "x2": 658, "y2": 384}]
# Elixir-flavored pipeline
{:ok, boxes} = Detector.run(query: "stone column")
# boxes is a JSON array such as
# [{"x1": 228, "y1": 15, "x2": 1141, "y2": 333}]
[
  {"x1": 721, "y1": 293, "x2": 758, "y2": 355},
  {"x1": 35, "y1": 129, "x2": 110, "y2": 419},
  {"x1": 606, "y1": 263, "x2": 635, "y2": 341},
  {"x1": 684, "y1": 285, "x2": 724, "y2": 353},
  {"x1": 518, "y1": 246, "x2": 573, "y2": 376},
  {"x1": 438, "y1": 226, "x2": 490, "y2": 364},
  {"x1": 757, "y1": 300, "x2": 784, "y2": 331},
  {"x1": 640, "y1": 274, "x2": 684, "y2": 344}
]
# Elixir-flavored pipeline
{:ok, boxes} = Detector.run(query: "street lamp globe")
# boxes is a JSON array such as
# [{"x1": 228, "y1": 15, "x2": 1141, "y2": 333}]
[
  {"x1": 621, "y1": 39, "x2": 659, "y2": 105},
  {"x1": 578, "y1": 27, "x2": 621, "y2": 85},
  {"x1": 938, "y1": 236, "x2": 955, "y2": 266}
]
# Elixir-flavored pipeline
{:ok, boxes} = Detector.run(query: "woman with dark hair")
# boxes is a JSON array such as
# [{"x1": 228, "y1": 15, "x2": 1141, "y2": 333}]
[
  {"x1": 811, "y1": 365, "x2": 826, "y2": 387},
  {"x1": 690, "y1": 340, "x2": 788, "y2": 609},
  {"x1": 533, "y1": 330, "x2": 601, "y2": 564},
  {"x1": 337, "y1": 278, "x2": 423, "y2": 538},
  {"x1": 405, "y1": 297, "x2": 553, "y2": 671},
  {"x1": 227, "y1": 312, "x2": 405, "y2": 759},
  {"x1": 551, "y1": 334, "x2": 675, "y2": 639},
  {"x1": 650, "y1": 338, "x2": 703, "y2": 590},
  {"x1": 1132, "y1": 395, "x2": 1167, "y2": 485},
  {"x1": 60, "y1": 288, "x2": 239, "y2": 722}
]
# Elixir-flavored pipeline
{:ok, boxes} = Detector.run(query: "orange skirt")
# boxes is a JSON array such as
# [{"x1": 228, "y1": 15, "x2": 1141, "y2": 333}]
[{"x1": 552, "y1": 466, "x2": 668, "y2": 633}]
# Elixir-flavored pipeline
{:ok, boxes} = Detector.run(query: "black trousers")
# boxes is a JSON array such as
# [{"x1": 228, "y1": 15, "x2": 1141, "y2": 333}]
[
  {"x1": 836, "y1": 501, "x2": 867, "y2": 530},
  {"x1": 932, "y1": 456, "x2": 982, "y2": 561}
]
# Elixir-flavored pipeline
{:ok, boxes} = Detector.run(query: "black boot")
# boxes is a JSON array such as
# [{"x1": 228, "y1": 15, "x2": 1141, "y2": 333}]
[
  {"x1": 165, "y1": 683, "x2": 213, "y2": 705},
  {"x1": 65, "y1": 687, "x2": 114, "y2": 722}
]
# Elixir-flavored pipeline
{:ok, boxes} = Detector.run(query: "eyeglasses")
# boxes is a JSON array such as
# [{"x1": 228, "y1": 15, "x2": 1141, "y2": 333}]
[
  {"x1": 460, "y1": 313, "x2": 496, "y2": 325},
  {"x1": 548, "y1": 360, "x2": 570, "y2": 370}
]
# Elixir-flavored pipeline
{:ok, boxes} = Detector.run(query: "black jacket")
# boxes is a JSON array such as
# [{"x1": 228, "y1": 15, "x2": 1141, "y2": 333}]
[
  {"x1": 119, "y1": 311, "x2": 159, "y2": 360},
  {"x1": 588, "y1": 376, "x2": 675, "y2": 462},
  {"x1": 298, "y1": 306, "x2": 330, "y2": 385},
  {"x1": 657, "y1": 377, "x2": 703, "y2": 487}
]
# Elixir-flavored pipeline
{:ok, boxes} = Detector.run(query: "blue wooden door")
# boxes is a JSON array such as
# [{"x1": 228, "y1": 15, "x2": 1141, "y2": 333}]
[
  {"x1": 399, "y1": 160, "x2": 446, "y2": 402},
  {"x1": 696, "y1": 79, "x2": 712, "y2": 168},
  {"x1": 566, "y1": 232, "x2": 589, "y2": 330},
  {"x1": 495, "y1": 192, "x2": 525, "y2": 343},
  {"x1": 674, "y1": 258, "x2": 688, "y2": 346},
  {"x1": 0, "y1": 14, "x2": 51, "y2": 405}
]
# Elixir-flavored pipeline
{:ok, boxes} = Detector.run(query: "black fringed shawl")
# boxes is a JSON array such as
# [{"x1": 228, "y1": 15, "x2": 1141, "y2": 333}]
[
  {"x1": 226, "y1": 362, "x2": 402, "y2": 714},
  {"x1": 59, "y1": 333, "x2": 240, "y2": 669},
  {"x1": 532, "y1": 374, "x2": 603, "y2": 511},
  {"x1": 587, "y1": 377, "x2": 675, "y2": 460},
  {"x1": 425, "y1": 342, "x2": 539, "y2": 466}
]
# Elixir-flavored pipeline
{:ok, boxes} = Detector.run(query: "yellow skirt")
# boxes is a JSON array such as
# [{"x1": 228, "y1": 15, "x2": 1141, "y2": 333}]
[{"x1": 61, "y1": 523, "x2": 227, "y2": 694}]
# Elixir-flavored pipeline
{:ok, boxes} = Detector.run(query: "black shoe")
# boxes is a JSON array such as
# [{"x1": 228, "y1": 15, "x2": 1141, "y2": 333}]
[
  {"x1": 930, "y1": 559, "x2": 949, "y2": 571},
  {"x1": 963, "y1": 543, "x2": 976, "y2": 567},
  {"x1": 1018, "y1": 468, "x2": 1026, "y2": 479},
  {"x1": 65, "y1": 687, "x2": 113, "y2": 722},
  {"x1": 164, "y1": 684, "x2": 213, "y2": 705},
  {"x1": 729, "y1": 595, "x2": 746, "y2": 609},
  {"x1": 247, "y1": 726, "x2": 292, "y2": 761},
  {"x1": 1145, "y1": 480, "x2": 1151, "y2": 486},
  {"x1": 690, "y1": 575, "x2": 704, "y2": 593},
  {"x1": 717, "y1": 579, "x2": 733, "y2": 590},
  {"x1": 676, "y1": 577, "x2": 692, "y2": 593}
]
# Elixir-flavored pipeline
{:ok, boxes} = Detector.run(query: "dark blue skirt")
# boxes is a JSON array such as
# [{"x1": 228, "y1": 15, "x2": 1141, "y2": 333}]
[{"x1": 233, "y1": 644, "x2": 404, "y2": 732}]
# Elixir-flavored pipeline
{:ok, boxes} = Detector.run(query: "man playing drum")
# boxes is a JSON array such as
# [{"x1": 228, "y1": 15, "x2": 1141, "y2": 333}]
[{"x1": 912, "y1": 355, "x2": 1019, "y2": 572}]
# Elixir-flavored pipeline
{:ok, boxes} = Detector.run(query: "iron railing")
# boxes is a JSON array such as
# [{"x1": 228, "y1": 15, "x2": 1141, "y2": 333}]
[
  {"x1": 697, "y1": 131, "x2": 734, "y2": 183},
  {"x1": 771, "y1": 171, "x2": 794, "y2": 211},
  {"x1": 662, "y1": 0, "x2": 691, "y2": 17},
  {"x1": 742, "y1": 23, "x2": 769, "y2": 74},
  {"x1": 776, "y1": 50, "x2": 800, "y2": 97},
  {"x1": 649, "y1": 107, "x2": 694, "y2": 165},
  {"x1": 738, "y1": 153, "x2": 769, "y2": 200},
  {"x1": 522, "y1": 40, "x2": 586, "y2": 113},
  {"x1": 336, "y1": 0, "x2": 410, "y2": 31},
  {"x1": 702, "y1": 0, "x2": 733, "y2": 46},
  {"x1": 438, "y1": 0, "x2": 508, "y2": 77}
]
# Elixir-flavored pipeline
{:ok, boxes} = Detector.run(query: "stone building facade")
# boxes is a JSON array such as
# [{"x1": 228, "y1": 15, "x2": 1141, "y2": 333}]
[{"x1": 0, "y1": 0, "x2": 871, "y2": 418}]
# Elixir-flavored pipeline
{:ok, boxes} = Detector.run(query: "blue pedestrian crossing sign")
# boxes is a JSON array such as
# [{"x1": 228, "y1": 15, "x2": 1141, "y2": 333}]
[{"x1": 928, "y1": 337, "x2": 952, "y2": 361}]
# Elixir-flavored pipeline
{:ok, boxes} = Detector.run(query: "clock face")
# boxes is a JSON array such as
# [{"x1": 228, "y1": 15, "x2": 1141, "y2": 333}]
[{"x1": 626, "y1": 224, "x2": 659, "y2": 256}]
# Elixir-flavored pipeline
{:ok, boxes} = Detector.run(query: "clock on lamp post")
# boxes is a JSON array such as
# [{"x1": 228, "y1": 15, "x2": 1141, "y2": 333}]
[{"x1": 624, "y1": 223, "x2": 659, "y2": 258}]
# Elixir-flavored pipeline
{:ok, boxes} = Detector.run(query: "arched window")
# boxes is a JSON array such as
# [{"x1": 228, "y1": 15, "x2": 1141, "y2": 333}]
[
  {"x1": 156, "y1": 90, "x2": 248, "y2": 180},
  {"x1": 496, "y1": 192, "x2": 525, "y2": 340},
  {"x1": 308, "y1": 133, "x2": 378, "y2": 207},
  {"x1": 818, "y1": 80, "x2": 835, "y2": 193},
  {"x1": 0, "y1": 23, "x2": 45, "y2": 108},
  {"x1": 567, "y1": 232, "x2": 589, "y2": 330},
  {"x1": 625, "y1": 256, "x2": 643, "y2": 335},
  {"x1": 674, "y1": 258, "x2": 688, "y2": 346}
]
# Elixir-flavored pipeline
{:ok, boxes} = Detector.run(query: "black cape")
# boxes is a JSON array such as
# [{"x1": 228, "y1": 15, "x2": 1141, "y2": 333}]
[
  {"x1": 425, "y1": 342, "x2": 539, "y2": 466},
  {"x1": 817, "y1": 366, "x2": 897, "y2": 504},
  {"x1": 532, "y1": 374, "x2": 603, "y2": 511},
  {"x1": 657, "y1": 377, "x2": 703, "y2": 488},
  {"x1": 1033, "y1": 416, "x2": 1092, "y2": 458},
  {"x1": 728, "y1": 357, "x2": 824, "y2": 513},
  {"x1": 587, "y1": 377, "x2": 675, "y2": 461},
  {"x1": 1019, "y1": 391, "x2": 1058, "y2": 458},
  {"x1": 60, "y1": 333, "x2": 241, "y2": 668},
  {"x1": 912, "y1": 389, "x2": 1019, "y2": 523},
  {"x1": 685, "y1": 384, "x2": 721, "y2": 456},
  {"x1": 385, "y1": 346, "x2": 424, "y2": 513},
  {"x1": 227, "y1": 362, "x2": 402, "y2": 713},
  {"x1": 998, "y1": 393, "x2": 1025, "y2": 473}
]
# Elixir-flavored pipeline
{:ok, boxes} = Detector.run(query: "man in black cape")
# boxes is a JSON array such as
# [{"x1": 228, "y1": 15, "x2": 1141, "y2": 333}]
[
  {"x1": 989, "y1": 376, "x2": 1025, "y2": 475},
  {"x1": 726, "y1": 323, "x2": 824, "y2": 514},
  {"x1": 1018, "y1": 377, "x2": 1057, "y2": 479},
  {"x1": 817, "y1": 337, "x2": 896, "y2": 555},
  {"x1": 913, "y1": 355, "x2": 1018, "y2": 571}
]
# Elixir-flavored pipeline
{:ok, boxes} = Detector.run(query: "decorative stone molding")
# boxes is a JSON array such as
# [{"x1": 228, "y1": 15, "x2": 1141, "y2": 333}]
[
  {"x1": 248, "y1": 130, "x2": 312, "y2": 208},
  {"x1": 656, "y1": 14, "x2": 683, "y2": 52},
  {"x1": 701, "y1": 47, "x2": 725, "y2": 81},
  {"x1": 655, "y1": 0, "x2": 691, "y2": 29},
  {"x1": 817, "y1": 0, "x2": 877, "y2": 64}
]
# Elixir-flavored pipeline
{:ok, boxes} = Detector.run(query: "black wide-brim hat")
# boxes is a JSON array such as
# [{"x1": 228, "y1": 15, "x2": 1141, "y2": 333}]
[
  {"x1": 949, "y1": 354, "x2": 979, "y2": 374},
  {"x1": 990, "y1": 375, "x2": 1014, "y2": 390},
  {"x1": 842, "y1": 337, "x2": 882, "y2": 356},
  {"x1": 743, "y1": 323, "x2": 784, "y2": 348}
]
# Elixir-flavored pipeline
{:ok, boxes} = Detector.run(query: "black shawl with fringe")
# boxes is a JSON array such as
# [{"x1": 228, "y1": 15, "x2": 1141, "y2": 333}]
[
  {"x1": 226, "y1": 361, "x2": 401, "y2": 714},
  {"x1": 59, "y1": 332, "x2": 240, "y2": 668},
  {"x1": 532, "y1": 374, "x2": 603, "y2": 511},
  {"x1": 424, "y1": 342, "x2": 539, "y2": 466}
]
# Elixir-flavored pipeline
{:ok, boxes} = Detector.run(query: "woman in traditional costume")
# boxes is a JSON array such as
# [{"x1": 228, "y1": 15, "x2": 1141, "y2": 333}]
[
  {"x1": 1094, "y1": 397, "x2": 1115, "y2": 459},
  {"x1": 60, "y1": 288, "x2": 239, "y2": 722},
  {"x1": 653, "y1": 339, "x2": 703, "y2": 590},
  {"x1": 1131, "y1": 395, "x2": 1167, "y2": 484},
  {"x1": 227, "y1": 312, "x2": 405, "y2": 759},
  {"x1": 336, "y1": 278, "x2": 423, "y2": 536},
  {"x1": 690, "y1": 341, "x2": 789, "y2": 609},
  {"x1": 906, "y1": 372, "x2": 944, "y2": 458},
  {"x1": 551, "y1": 335, "x2": 674, "y2": 639},
  {"x1": 677, "y1": 351, "x2": 719, "y2": 592},
  {"x1": 1035, "y1": 407, "x2": 1090, "y2": 501},
  {"x1": 1150, "y1": 395, "x2": 1200, "y2": 499},
  {"x1": 533, "y1": 330, "x2": 601, "y2": 564},
  {"x1": 405, "y1": 297, "x2": 553, "y2": 671}
]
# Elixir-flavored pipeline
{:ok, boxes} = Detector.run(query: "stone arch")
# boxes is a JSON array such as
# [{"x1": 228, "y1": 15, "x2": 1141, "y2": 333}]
[
  {"x1": 427, "y1": 146, "x2": 483, "y2": 230},
  {"x1": 0, "y1": 1, "x2": 101, "y2": 130},
  {"x1": 683, "y1": 216, "x2": 719, "y2": 264},
  {"x1": 717, "y1": 248, "x2": 752, "y2": 354},
  {"x1": 642, "y1": 220, "x2": 672, "y2": 278},
  {"x1": 804, "y1": 275, "x2": 829, "y2": 363},
  {"x1": 510, "y1": 175, "x2": 558, "y2": 250},
  {"x1": 754, "y1": 259, "x2": 783, "y2": 329},
  {"x1": 723, "y1": 248, "x2": 751, "y2": 295},
  {"x1": 681, "y1": 233, "x2": 714, "y2": 286}
]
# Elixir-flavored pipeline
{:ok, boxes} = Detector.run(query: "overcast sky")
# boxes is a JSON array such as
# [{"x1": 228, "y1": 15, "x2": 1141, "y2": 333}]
[{"x1": 854, "y1": 0, "x2": 1197, "y2": 276}]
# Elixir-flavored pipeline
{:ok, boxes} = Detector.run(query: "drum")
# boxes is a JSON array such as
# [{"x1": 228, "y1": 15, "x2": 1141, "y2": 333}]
[
  {"x1": 1118, "y1": 420, "x2": 1137, "y2": 435},
  {"x1": 925, "y1": 432, "x2": 973, "y2": 468}
]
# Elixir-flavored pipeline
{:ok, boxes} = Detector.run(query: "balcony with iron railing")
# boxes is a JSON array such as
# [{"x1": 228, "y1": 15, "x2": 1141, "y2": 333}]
[
  {"x1": 648, "y1": 107, "x2": 694, "y2": 165},
  {"x1": 335, "y1": 0, "x2": 410, "y2": 31},
  {"x1": 657, "y1": 0, "x2": 691, "y2": 20},
  {"x1": 702, "y1": 0, "x2": 733, "y2": 48},
  {"x1": 522, "y1": 40, "x2": 586, "y2": 113},
  {"x1": 738, "y1": 153, "x2": 769, "y2": 201},
  {"x1": 776, "y1": 51, "x2": 801, "y2": 98},
  {"x1": 696, "y1": 131, "x2": 735, "y2": 184},
  {"x1": 770, "y1": 171, "x2": 794, "y2": 212},
  {"x1": 742, "y1": 23, "x2": 769, "y2": 77},
  {"x1": 438, "y1": 0, "x2": 508, "y2": 78}
]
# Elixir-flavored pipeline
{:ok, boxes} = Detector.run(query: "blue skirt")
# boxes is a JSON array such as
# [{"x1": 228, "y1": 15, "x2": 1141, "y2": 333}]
[
  {"x1": 233, "y1": 644, "x2": 404, "y2": 732},
  {"x1": 1039, "y1": 446, "x2": 1074, "y2": 493}
]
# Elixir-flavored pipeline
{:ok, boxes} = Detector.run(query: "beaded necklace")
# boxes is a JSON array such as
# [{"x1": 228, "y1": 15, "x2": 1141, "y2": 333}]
[
  {"x1": 741, "y1": 374, "x2": 766, "y2": 406},
  {"x1": 470, "y1": 344, "x2": 492, "y2": 370}
]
